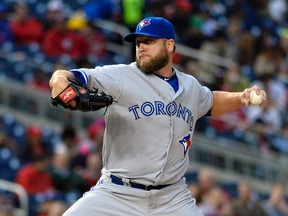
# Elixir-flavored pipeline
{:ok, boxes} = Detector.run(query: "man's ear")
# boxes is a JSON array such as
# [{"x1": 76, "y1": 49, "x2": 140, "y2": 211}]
[{"x1": 167, "y1": 39, "x2": 175, "y2": 52}]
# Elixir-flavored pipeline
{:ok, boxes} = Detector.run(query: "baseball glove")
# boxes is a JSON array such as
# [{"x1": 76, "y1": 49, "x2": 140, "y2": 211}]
[{"x1": 51, "y1": 78, "x2": 113, "y2": 112}]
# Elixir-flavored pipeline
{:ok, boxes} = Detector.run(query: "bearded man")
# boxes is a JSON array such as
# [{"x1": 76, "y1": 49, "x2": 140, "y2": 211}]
[{"x1": 49, "y1": 17, "x2": 267, "y2": 216}]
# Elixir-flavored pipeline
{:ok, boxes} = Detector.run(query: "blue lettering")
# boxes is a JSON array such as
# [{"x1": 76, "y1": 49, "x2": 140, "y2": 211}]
[
  {"x1": 177, "y1": 104, "x2": 186, "y2": 121},
  {"x1": 129, "y1": 105, "x2": 141, "y2": 120},
  {"x1": 155, "y1": 101, "x2": 167, "y2": 115},
  {"x1": 185, "y1": 109, "x2": 192, "y2": 124},
  {"x1": 128, "y1": 101, "x2": 194, "y2": 131},
  {"x1": 166, "y1": 102, "x2": 177, "y2": 116},
  {"x1": 141, "y1": 102, "x2": 154, "y2": 116}
]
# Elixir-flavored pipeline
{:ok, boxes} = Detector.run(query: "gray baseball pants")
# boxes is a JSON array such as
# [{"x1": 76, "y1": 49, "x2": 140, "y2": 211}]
[{"x1": 63, "y1": 175, "x2": 203, "y2": 216}]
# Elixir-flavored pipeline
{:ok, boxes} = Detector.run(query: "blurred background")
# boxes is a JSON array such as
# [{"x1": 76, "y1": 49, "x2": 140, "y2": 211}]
[{"x1": 0, "y1": 0, "x2": 288, "y2": 215}]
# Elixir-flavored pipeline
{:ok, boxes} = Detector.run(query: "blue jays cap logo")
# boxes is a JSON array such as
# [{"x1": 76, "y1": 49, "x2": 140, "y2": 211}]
[
  {"x1": 124, "y1": 17, "x2": 175, "y2": 42},
  {"x1": 179, "y1": 134, "x2": 192, "y2": 156},
  {"x1": 138, "y1": 19, "x2": 151, "y2": 30}
]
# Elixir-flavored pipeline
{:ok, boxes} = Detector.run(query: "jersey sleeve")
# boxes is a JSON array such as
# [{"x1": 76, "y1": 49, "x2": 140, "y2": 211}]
[
  {"x1": 197, "y1": 85, "x2": 213, "y2": 119},
  {"x1": 177, "y1": 71, "x2": 213, "y2": 120},
  {"x1": 69, "y1": 65, "x2": 123, "y2": 101}
]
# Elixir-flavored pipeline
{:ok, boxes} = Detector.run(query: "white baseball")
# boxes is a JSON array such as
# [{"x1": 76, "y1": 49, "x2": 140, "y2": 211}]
[{"x1": 249, "y1": 90, "x2": 262, "y2": 106}]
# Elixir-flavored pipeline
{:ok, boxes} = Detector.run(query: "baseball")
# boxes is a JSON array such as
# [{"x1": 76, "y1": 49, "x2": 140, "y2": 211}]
[{"x1": 249, "y1": 90, "x2": 262, "y2": 106}]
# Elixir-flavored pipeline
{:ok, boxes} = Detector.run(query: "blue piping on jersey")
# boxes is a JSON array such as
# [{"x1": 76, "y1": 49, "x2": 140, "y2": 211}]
[{"x1": 70, "y1": 69, "x2": 88, "y2": 85}]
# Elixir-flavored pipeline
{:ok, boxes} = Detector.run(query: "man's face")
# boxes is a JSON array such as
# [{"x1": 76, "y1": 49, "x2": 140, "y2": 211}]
[{"x1": 135, "y1": 36, "x2": 169, "y2": 74}]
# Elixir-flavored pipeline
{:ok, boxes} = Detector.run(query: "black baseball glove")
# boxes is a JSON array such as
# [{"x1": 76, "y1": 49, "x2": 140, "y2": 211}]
[{"x1": 51, "y1": 78, "x2": 113, "y2": 112}]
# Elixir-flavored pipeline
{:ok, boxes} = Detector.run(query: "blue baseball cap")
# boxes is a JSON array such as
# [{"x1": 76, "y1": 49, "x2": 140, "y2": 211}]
[{"x1": 124, "y1": 17, "x2": 175, "y2": 42}]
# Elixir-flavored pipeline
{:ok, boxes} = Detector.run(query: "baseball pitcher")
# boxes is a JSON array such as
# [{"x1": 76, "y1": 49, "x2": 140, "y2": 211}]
[{"x1": 49, "y1": 17, "x2": 267, "y2": 215}]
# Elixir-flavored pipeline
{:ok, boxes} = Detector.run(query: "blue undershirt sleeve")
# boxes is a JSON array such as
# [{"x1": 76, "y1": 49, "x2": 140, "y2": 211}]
[{"x1": 70, "y1": 69, "x2": 88, "y2": 86}]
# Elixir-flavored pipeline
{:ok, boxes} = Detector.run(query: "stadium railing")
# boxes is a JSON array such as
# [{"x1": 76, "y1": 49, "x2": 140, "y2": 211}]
[
  {"x1": 95, "y1": 19, "x2": 237, "y2": 69},
  {"x1": 188, "y1": 132, "x2": 288, "y2": 194},
  {"x1": 0, "y1": 179, "x2": 28, "y2": 216}
]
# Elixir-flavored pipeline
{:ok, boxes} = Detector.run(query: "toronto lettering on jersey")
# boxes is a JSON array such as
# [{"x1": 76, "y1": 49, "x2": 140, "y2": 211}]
[{"x1": 128, "y1": 101, "x2": 194, "y2": 131}]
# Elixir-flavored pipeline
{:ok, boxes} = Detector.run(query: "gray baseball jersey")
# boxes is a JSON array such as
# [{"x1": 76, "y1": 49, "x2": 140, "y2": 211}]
[
  {"x1": 71, "y1": 62, "x2": 213, "y2": 186},
  {"x1": 63, "y1": 62, "x2": 211, "y2": 215}
]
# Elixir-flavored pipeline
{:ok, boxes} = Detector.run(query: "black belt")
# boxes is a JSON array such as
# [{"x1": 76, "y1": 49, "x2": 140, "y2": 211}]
[{"x1": 110, "y1": 175, "x2": 170, "y2": 191}]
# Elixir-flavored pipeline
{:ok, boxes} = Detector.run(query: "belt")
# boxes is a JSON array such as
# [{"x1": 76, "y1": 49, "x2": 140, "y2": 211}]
[{"x1": 110, "y1": 175, "x2": 170, "y2": 191}]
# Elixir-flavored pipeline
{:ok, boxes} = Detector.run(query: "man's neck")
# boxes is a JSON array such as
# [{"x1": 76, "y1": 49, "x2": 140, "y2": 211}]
[{"x1": 154, "y1": 65, "x2": 174, "y2": 78}]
